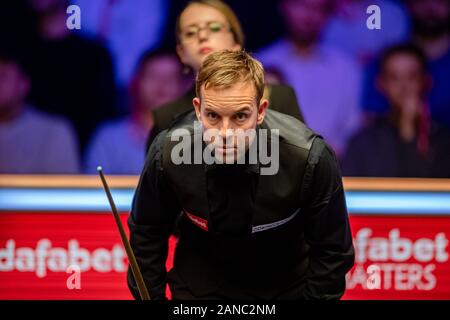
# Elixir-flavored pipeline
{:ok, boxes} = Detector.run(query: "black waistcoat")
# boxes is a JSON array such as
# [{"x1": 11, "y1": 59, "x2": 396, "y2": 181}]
[{"x1": 159, "y1": 109, "x2": 319, "y2": 298}]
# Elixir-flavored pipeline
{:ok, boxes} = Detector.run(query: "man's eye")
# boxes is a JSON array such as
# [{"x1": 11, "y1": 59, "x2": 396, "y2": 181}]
[
  {"x1": 207, "y1": 112, "x2": 219, "y2": 120},
  {"x1": 235, "y1": 113, "x2": 249, "y2": 121}
]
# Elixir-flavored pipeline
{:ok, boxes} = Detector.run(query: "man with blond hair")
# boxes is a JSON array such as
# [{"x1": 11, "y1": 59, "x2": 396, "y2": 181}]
[{"x1": 128, "y1": 50, "x2": 354, "y2": 300}]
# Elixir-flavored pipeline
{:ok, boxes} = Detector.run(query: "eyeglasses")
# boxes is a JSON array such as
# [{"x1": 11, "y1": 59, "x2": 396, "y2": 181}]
[{"x1": 180, "y1": 21, "x2": 231, "y2": 42}]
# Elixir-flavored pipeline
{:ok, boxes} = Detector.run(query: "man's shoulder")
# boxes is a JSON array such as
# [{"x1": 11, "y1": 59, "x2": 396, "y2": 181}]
[{"x1": 263, "y1": 109, "x2": 317, "y2": 151}]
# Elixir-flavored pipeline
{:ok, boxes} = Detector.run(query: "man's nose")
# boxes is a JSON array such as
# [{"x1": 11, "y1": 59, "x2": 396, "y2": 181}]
[
  {"x1": 219, "y1": 119, "x2": 232, "y2": 134},
  {"x1": 219, "y1": 122, "x2": 234, "y2": 143}
]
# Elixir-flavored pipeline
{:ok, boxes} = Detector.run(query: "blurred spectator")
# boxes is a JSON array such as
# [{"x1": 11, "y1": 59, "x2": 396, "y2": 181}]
[
  {"x1": 0, "y1": 50, "x2": 80, "y2": 174},
  {"x1": 146, "y1": 0, "x2": 305, "y2": 151},
  {"x1": 257, "y1": 0, "x2": 362, "y2": 156},
  {"x1": 343, "y1": 44, "x2": 450, "y2": 178},
  {"x1": 323, "y1": 0, "x2": 410, "y2": 66},
  {"x1": 72, "y1": 0, "x2": 168, "y2": 87},
  {"x1": 25, "y1": 0, "x2": 118, "y2": 156},
  {"x1": 160, "y1": 0, "x2": 286, "y2": 53},
  {"x1": 362, "y1": 0, "x2": 450, "y2": 129},
  {"x1": 84, "y1": 50, "x2": 185, "y2": 174}
]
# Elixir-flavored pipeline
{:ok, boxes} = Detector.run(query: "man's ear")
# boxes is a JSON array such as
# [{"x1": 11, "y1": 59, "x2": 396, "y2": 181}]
[
  {"x1": 193, "y1": 97, "x2": 202, "y2": 121},
  {"x1": 257, "y1": 99, "x2": 269, "y2": 125}
]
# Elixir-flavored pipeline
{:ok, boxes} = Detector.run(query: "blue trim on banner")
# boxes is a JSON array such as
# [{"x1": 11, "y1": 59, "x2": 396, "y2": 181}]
[
  {"x1": 0, "y1": 188, "x2": 450, "y2": 215},
  {"x1": 345, "y1": 191, "x2": 450, "y2": 215},
  {"x1": 0, "y1": 188, "x2": 133, "y2": 212}
]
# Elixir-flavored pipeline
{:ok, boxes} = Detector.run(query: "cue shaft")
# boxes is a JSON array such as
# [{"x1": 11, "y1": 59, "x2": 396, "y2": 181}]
[{"x1": 97, "y1": 167, "x2": 151, "y2": 300}]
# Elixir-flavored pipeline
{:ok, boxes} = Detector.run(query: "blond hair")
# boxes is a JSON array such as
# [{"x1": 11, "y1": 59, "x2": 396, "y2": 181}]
[
  {"x1": 176, "y1": 0, "x2": 245, "y2": 47},
  {"x1": 196, "y1": 50, "x2": 265, "y2": 102}
]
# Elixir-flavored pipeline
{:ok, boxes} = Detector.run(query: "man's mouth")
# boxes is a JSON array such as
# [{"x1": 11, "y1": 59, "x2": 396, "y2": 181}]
[{"x1": 217, "y1": 146, "x2": 238, "y2": 155}]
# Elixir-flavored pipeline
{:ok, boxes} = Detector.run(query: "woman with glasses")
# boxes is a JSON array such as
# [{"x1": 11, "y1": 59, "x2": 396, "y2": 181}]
[{"x1": 146, "y1": 0, "x2": 305, "y2": 150}]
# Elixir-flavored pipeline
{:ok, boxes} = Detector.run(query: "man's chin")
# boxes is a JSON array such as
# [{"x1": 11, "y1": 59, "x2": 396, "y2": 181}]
[{"x1": 216, "y1": 147, "x2": 236, "y2": 154}]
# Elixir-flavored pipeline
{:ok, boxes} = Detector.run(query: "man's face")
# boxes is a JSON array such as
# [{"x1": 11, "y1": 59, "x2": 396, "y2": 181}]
[
  {"x1": 134, "y1": 55, "x2": 183, "y2": 111},
  {"x1": 409, "y1": 0, "x2": 450, "y2": 37},
  {"x1": 378, "y1": 53, "x2": 428, "y2": 110},
  {"x1": 176, "y1": 3, "x2": 241, "y2": 72},
  {"x1": 281, "y1": 0, "x2": 332, "y2": 46},
  {"x1": 0, "y1": 62, "x2": 29, "y2": 112},
  {"x1": 193, "y1": 81, "x2": 268, "y2": 160}
]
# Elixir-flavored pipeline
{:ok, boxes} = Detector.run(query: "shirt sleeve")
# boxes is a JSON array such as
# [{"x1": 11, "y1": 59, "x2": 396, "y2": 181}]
[
  {"x1": 300, "y1": 138, "x2": 355, "y2": 300},
  {"x1": 127, "y1": 131, "x2": 180, "y2": 300}
]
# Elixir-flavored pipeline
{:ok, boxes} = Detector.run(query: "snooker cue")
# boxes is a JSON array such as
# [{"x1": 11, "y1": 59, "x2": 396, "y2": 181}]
[{"x1": 97, "y1": 166, "x2": 151, "y2": 300}]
